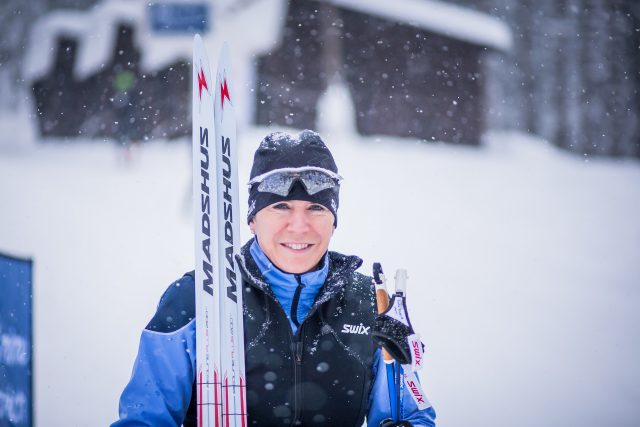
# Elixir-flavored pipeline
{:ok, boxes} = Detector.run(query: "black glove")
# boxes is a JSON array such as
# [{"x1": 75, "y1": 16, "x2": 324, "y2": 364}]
[
  {"x1": 372, "y1": 294, "x2": 424, "y2": 367},
  {"x1": 380, "y1": 419, "x2": 414, "y2": 427}
]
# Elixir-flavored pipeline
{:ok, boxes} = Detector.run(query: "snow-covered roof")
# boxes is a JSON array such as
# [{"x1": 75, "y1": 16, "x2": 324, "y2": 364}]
[
  {"x1": 23, "y1": 0, "x2": 287, "y2": 82},
  {"x1": 22, "y1": 0, "x2": 511, "y2": 84},
  {"x1": 25, "y1": 0, "x2": 188, "y2": 81},
  {"x1": 328, "y1": 0, "x2": 512, "y2": 51}
]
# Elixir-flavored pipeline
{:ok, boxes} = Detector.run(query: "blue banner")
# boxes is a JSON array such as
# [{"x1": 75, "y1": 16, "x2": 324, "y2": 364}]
[
  {"x1": 149, "y1": 3, "x2": 210, "y2": 33},
  {"x1": 0, "y1": 253, "x2": 33, "y2": 427}
]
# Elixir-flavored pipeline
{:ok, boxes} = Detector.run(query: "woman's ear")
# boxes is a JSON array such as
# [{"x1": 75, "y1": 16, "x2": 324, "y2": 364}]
[{"x1": 249, "y1": 219, "x2": 255, "y2": 235}]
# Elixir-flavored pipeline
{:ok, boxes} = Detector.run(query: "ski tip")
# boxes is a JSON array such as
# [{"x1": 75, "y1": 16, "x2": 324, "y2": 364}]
[
  {"x1": 193, "y1": 33, "x2": 206, "y2": 58},
  {"x1": 218, "y1": 41, "x2": 232, "y2": 66}
]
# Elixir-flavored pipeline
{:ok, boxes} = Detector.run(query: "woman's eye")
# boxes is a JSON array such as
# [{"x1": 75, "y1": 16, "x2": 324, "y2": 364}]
[
  {"x1": 273, "y1": 203, "x2": 290, "y2": 210},
  {"x1": 309, "y1": 204, "x2": 326, "y2": 211}
]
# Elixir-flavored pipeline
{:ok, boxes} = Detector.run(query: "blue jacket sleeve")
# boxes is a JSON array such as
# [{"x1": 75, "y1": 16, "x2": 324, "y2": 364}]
[
  {"x1": 111, "y1": 276, "x2": 197, "y2": 426},
  {"x1": 367, "y1": 349, "x2": 436, "y2": 427}
]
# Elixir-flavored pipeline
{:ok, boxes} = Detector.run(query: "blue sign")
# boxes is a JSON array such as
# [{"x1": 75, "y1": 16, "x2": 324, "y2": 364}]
[
  {"x1": 0, "y1": 252, "x2": 33, "y2": 427},
  {"x1": 149, "y1": 3, "x2": 210, "y2": 33}
]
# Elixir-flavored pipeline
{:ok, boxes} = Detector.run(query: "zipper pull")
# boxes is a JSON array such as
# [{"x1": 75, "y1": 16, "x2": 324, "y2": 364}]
[
  {"x1": 291, "y1": 275, "x2": 305, "y2": 327},
  {"x1": 295, "y1": 341, "x2": 303, "y2": 364}
]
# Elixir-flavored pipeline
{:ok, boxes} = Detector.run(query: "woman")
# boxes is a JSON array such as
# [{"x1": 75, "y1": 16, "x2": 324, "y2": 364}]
[{"x1": 112, "y1": 130, "x2": 436, "y2": 426}]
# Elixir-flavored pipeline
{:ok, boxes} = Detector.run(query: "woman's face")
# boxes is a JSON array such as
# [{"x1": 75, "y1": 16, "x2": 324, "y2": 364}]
[{"x1": 249, "y1": 200, "x2": 335, "y2": 274}]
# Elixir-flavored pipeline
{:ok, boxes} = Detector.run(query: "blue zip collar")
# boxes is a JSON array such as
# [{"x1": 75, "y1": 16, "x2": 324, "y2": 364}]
[{"x1": 249, "y1": 239, "x2": 329, "y2": 332}]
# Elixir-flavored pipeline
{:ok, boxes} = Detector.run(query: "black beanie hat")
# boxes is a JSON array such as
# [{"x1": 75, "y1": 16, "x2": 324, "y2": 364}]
[{"x1": 247, "y1": 130, "x2": 340, "y2": 226}]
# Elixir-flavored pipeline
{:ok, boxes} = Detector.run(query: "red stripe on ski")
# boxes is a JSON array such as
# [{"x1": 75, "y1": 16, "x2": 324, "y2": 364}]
[
  {"x1": 240, "y1": 376, "x2": 246, "y2": 427},
  {"x1": 198, "y1": 370, "x2": 203, "y2": 427},
  {"x1": 214, "y1": 369, "x2": 220, "y2": 427},
  {"x1": 224, "y1": 376, "x2": 230, "y2": 427}
]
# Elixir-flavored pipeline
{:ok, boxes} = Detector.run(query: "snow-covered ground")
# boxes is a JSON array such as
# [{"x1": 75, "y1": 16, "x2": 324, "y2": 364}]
[{"x1": 1, "y1": 98, "x2": 640, "y2": 426}]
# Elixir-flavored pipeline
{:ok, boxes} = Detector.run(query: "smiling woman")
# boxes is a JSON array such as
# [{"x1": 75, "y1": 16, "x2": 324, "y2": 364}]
[{"x1": 111, "y1": 130, "x2": 436, "y2": 427}]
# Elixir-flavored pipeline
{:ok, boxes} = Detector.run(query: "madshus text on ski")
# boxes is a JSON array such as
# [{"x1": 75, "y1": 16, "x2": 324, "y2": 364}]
[{"x1": 198, "y1": 128, "x2": 239, "y2": 303}]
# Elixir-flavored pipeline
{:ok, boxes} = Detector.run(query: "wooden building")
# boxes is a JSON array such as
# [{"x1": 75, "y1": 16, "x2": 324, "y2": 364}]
[
  {"x1": 25, "y1": 1, "x2": 195, "y2": 142},
  {"x1": 255, "y1": 0, "x2": 511, "y2": 145}
]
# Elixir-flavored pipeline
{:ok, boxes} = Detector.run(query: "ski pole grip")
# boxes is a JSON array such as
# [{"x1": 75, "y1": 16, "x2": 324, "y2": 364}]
[
  {"x1": 373, "y1": 263, "x2": 394, "y2": 363},
  {"x1": 373, "y1": 263, "x2": 389, "y2": 312},
  {"x1": 394, "y1": 269, "x2": 408, "y2": 295}
]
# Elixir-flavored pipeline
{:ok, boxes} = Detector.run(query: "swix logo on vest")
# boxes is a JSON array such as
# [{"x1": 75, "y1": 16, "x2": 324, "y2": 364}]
[
  {"x1": 341, "y1": 323, "x2": 370, "y2": 335},
  {"x1": 406, "y1": 379, "x2": 426, "y2": 405},
  {"x1": 412, "y1": 341, "x2": 422, "y2": 367}
]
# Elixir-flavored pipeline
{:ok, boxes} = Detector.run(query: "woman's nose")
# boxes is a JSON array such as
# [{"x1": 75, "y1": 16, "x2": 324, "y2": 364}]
[{"x1": 287, "y1": 207, "x2": 310, "y2": 232}]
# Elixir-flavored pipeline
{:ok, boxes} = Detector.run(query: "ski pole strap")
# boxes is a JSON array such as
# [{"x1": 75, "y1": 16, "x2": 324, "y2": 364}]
[
  {"x1": 403, "y1": 371, "x2": 431, "y2": 410},
  {"x1": 379, "y1": 371, "x2": 430, "y2": 426},
  {"x1": 406, "y1": 333, "x2": 425, "y2": 371},
  {"x1": 373, "y1": 294, "x2": 425, "y2": 369}
]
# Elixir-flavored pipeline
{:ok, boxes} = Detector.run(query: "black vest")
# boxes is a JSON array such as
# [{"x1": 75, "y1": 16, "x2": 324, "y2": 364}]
[{"x1": 185, "y1": 242, "x2": 377, "y2": 427}]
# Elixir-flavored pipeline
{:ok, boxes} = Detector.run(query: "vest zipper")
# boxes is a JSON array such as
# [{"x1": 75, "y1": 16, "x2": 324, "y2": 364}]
[
  {"x1": 292, "y1": 325, "x2": 304, "y2": 426},
  {"x1": 292, "y1": 276, "x2": 304, "y2": 426}
]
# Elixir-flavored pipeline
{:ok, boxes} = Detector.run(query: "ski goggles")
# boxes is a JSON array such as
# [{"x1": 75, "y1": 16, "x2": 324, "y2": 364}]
[{"x1": 247, "y1": 167, "x2": 342, "y2": 197}]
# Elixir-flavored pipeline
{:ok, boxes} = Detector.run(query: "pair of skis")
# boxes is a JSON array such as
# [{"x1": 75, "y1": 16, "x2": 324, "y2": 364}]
[{"x1": 192, "y1": 35, "x2": 246, "y2": 427}]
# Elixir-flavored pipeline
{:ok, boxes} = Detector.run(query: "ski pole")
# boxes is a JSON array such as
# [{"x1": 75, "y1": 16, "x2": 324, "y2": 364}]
[
  {"x1": 373, "y1": 263, "x2": 399, "y2": 422},
  {"x1": 393, "y1": 269, "x2": 409, "y2": 423},
  {"x1": 373, "y1": 263, "x2": 393, "y2": 362}
]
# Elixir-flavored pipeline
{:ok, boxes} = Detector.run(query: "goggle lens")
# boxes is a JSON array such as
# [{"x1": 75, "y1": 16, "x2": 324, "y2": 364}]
[{"x1": 256, "y1": 170, "x2": 339, "y2": 197}]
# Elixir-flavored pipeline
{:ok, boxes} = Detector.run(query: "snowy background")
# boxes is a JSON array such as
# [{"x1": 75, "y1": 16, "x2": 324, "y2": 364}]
[
  {"x1": 2, "y1": 89, "x2": 640, "y2": 426},
  {"x1": 1, "y1": 0, "x2": 640, "y2": 426}
]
